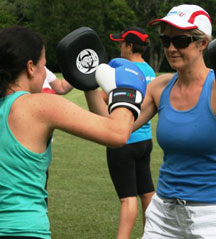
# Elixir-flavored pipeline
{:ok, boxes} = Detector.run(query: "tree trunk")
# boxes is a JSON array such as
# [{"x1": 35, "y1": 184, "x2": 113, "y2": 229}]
[{"x1": 149, "y1": 46, "x2": 164, "y2": 73}]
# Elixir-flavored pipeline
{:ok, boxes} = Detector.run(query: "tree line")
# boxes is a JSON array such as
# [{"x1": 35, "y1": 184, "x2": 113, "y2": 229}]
[{"x1": 0, "y1": 0, "x2": 215, "y2": 72}]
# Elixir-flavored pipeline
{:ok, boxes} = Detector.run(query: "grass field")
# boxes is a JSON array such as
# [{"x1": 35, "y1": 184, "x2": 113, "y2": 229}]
[{"x1": 48, "y1": 85, "x2": 163, "y2": 239}]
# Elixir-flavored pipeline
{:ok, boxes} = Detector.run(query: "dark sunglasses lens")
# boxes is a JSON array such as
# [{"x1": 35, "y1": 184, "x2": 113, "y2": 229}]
[
  {"x1": 172, "y1": 36, "x2": 191, "y2": 48},
  {"x1": 160, "y1": 35, "x2": 170, "y2": 48},
  {"x1": 160, "y1": 35, "x2": 194, "y2": 49}
]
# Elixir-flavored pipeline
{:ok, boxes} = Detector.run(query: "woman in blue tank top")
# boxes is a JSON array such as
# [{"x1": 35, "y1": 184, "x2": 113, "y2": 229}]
[
  {"x1": 130, "y1": 4, "x2": 216, "y2": 239},
  {"x1": 0, "y1": 26, "x2": 145, "y2": 238},
  {"x1": 85, "y1": 4, "x2": 216, "y2": 236}
]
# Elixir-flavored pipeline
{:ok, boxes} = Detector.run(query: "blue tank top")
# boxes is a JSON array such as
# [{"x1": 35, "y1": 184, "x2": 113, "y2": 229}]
[
  {"x1": 156, "y1": 70, "x2": 216, "y2": 203},
  {"x1": 127, "y1": 62, "x2": 156, "y2": 144},
  {"x1": 0, "y1": 91, "x2": 52, "y2": 238}
]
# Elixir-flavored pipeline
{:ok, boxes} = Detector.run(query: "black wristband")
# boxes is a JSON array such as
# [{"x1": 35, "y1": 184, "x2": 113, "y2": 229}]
[{"x1": 108, "y1": 88, "x2": 143, "y2": 120}]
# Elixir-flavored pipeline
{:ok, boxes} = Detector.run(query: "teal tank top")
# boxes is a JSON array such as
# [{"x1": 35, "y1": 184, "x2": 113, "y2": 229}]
[
  {"x1": 127, "y1": 62, "x2": 156, "y2": 144},
  {"x1": 156, "y1": 70, "x2": 216, "y2": 203},
  {"x1": 0, "y1": 91, "x2": 52, "y2": 238}
]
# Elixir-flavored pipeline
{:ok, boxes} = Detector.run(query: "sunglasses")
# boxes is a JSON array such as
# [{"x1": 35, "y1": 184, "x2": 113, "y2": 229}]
[{"x1": 160, "y1": 35, "x2": 199, "y2": 49}]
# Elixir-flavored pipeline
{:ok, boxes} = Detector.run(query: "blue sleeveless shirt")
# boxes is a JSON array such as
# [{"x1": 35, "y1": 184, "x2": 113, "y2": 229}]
[{"x1": 156, "y1": 70, "x2": 216, "y2": 203}]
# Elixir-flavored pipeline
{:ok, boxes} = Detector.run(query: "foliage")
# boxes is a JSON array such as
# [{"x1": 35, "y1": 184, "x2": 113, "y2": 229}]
[
  {"x1": 101, "y1": 0, "x2": 137, "y2": 59},
  {"x1": 1, "y1": 0, "x2": 216, "y2": 72},
  {"x1": 0, "y1": 0, "x2": 18, "y2": 28}
]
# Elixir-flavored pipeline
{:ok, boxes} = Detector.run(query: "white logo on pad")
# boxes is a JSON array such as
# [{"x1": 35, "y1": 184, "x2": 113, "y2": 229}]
[{"x1": 76, "y1": 49, "x2": 99, "y2": 74}]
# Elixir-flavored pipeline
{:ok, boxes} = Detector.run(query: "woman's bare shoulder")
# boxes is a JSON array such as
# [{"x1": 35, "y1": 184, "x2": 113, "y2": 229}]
[
  {"x1": 147, "y1": 73, "x2": 174, "y2": 106},
  {"x1": 14, "y1": 93, "x2": 74, "y2": 121},
  {"x1": 151, "y1": 73, "x2": 174, "y2": 86}
]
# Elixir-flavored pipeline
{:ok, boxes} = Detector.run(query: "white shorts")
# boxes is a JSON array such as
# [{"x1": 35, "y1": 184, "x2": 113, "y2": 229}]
[{"x1": 143, "y1": 193, "x2": 216, "y2": 239}]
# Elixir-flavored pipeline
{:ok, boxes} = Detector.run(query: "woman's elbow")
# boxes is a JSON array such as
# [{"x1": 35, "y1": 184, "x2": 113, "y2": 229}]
[{"x1": 107, "y1": 131, "x2": 130, "y2": 148}]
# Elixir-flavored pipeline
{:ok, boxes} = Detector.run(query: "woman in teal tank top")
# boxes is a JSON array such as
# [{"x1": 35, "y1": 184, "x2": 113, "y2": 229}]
[{"x1": 0, "y1": 26, "x2": 144, "y2": 238}]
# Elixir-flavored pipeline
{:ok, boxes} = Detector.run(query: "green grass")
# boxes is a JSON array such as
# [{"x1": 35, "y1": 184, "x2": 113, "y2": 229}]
[{"x1": 48, "y1": 87, "x2": 163, "y2": 239}]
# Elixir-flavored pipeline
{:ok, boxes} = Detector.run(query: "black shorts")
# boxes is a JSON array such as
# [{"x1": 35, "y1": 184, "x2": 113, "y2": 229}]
[{"x1": 106, "y1": 139, "x2": 154, "y2": 199}]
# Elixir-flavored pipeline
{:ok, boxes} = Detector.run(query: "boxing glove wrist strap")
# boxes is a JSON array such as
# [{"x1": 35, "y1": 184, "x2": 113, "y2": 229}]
[{"x1": 108, "y1": 88, "x2": 143, "y2": 121}]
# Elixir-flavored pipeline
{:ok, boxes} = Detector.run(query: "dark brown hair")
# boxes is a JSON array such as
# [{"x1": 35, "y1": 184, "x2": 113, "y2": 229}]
[{"x1": 0, "y1": 25, "x2": 44, "y2": 97}]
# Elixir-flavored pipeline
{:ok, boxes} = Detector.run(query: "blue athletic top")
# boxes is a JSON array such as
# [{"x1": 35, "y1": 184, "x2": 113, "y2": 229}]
[
  {"x1": 156, "y1": 70, "x2": 216, "y2": 203},
  {"x1": 0, "y1": 91, "x2": 52, "y2": 238},
  {"x1": 127, "y1": 62, "x2": 156, "y2": 144}
]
